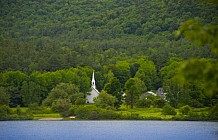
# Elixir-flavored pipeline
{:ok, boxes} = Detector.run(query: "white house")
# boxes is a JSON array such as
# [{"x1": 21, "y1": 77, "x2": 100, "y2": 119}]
[
  {"x1": 139, "y1": 91, "x2": 156, "y2": 99},
  {"x1": 86, "y1": 71, "x2": 99, "y2": 103},
  {"x1": 156, "y1": 88, "x2": 166, "y2": 99},
  {"x1": 139, "y1": 88, "x2": 167, "y2": 100}
]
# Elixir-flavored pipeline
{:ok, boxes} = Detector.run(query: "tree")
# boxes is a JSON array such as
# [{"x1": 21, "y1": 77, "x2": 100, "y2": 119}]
[
  {"x1": 0, "y1": 87, "x2": 9, "y2": 106},
  {"x1": 6, "y1": 86, "x2": 22, "y2": 107},
  {"x1": 2, "y1": 71, "x2": 28, "y2": 107},
  {"x1": 104, "y1": 77, "x2": 122, "y2": 108},
  {"x1": 42, "y1": 83, "x2": 83, "y2": 106},
  {"x1": 94, "y1": 90, "x2": 117, "y2": 109},
  {"x1": 134, "y1": 58, "x2": 159, "y2": 90},
  {"x1": 111, "y1": 61, "x2": 131, "y2": 88},
  {"x1": 21, "y1": 81, "x2": 44, "y2": 106},
  {"x1": 125, "y1": 78, "x2": 147, "y2": 108},
  {"x1": 160, "y1": 58, "x2": 192, "y2": 108},
  {"x1": 130, "y1": 63, "x2": 140, "y2": 77}
]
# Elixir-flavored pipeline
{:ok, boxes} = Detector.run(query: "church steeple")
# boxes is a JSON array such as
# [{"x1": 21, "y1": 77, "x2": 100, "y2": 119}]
[
  {"x1": 91, "y1": 71, "x2": 96, "y2": 89},
  {"x1": 86, "y1": 71, "x2": 99, "y2": 103}
]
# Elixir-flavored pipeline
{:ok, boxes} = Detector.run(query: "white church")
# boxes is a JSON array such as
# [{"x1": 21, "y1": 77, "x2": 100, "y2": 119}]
[{"x1": 86, "y1": 71, "x2": 99, "y2": 103}]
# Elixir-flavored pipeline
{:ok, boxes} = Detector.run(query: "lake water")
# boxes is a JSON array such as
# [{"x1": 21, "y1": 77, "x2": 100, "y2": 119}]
[{"x1": 0, "y1": 121, "x2": 217, "y2": 140}]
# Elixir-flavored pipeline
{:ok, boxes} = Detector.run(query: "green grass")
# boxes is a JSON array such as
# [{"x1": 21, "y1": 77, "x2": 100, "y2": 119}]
[
  {"x1": 11, "y1": 107, "x2": 28, "y2": 112},
  {"x1": 116, "y1": 106, "x2": 211, "y2": 120},
  {"x1": 11, "y1": 107, "x2": 61, "y2": 120},
  {"x1": 117, "y1": 106, "x2": 174, "y2": 120},
  {"x1": 33, "y1": 113, "x2": 61, "y2": 120}
]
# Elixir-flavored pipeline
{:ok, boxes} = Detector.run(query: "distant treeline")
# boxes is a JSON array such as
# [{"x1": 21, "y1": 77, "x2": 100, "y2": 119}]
[{"x1": 0, "y1": 57, "x2": 217, "y2": 109}]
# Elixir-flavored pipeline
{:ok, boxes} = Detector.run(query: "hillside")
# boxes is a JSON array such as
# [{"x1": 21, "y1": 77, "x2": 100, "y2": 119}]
[
  {"x1": 0, "y1": 0, "x2": 217, "y2": 109},
  {"x1": 0, "y1": 0, "x2": 217, "y2": 71}
]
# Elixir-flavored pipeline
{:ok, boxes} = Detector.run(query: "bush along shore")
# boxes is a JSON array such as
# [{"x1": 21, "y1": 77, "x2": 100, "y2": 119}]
[
  {"x1": 0, "y1": 105, "x2": 33, "y2": 121},
  {"x1": 0, "y1": 104, "x2": 217, "y2": 121}
]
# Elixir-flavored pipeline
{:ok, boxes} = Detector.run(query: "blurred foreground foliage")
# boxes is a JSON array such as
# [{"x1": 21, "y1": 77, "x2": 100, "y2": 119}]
[{"x1": 176, "y1": 6, "x2": 218, "y2": 98}]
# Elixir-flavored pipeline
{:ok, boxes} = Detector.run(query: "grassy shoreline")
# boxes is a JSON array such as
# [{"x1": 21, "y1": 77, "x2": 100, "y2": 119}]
[
  {"x1": 1, "y1": 105, "x2": 216, "y2": 121},
  {"x1": 33, "y1": 106, "x2": 213, "y2": 121}
]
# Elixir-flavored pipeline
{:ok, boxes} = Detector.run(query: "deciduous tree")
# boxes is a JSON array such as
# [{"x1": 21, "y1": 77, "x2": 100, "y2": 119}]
[
  {"x1": 125, "y1": 78, "x2": 146, "y2": 108},
  {"x1": 94, "y1": 90, "x2": 117, "y2": 109}
]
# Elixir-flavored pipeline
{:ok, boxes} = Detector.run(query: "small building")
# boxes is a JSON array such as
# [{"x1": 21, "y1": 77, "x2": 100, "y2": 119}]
[
  {"x1": 139, "y1": 91, "x2": 156, "y2": 99},
  {"x1": 156, "y1": 88, "x2": 166, "y2": 99},
  {"x1": 86, "y1": 71, "x2": 99, "y2": 103},
  {"x1": 139, "y1": 88, "x2": 167, "y2": 100}
]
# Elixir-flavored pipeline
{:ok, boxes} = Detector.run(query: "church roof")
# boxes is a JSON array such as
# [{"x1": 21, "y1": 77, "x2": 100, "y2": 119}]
[{"x1": 91, "y1": 86, "x2": 99, "y2": 93}]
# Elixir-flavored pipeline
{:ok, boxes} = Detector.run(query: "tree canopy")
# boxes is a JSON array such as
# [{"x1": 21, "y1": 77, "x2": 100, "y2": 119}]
[{"x1": 0, "y1": 0, "x2": 217, "y2": 108}]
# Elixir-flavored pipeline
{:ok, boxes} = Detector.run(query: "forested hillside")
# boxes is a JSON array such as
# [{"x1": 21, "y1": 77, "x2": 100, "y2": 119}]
[
  {"x1": 0, "y1": 0, "x2": 217, "y2": 110},
  {"x1": 1, "y1": 0, "x2": 217, "y2": 71}
]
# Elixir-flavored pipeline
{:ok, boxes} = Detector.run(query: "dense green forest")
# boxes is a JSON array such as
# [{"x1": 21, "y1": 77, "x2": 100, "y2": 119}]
[{"x1": 0, "y1": 0, "x2": 218, "y2": 120}]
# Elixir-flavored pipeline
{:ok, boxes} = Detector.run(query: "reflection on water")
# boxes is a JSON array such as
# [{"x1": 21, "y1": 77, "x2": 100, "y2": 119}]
[{"x1": 0, "y1": 121, "x2": 217, "y2": 140}]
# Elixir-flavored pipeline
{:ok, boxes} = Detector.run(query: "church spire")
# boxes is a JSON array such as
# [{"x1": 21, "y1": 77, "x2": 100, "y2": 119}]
[{"x1": 91, "y1": 71, "x2": 96, "y2": 89}]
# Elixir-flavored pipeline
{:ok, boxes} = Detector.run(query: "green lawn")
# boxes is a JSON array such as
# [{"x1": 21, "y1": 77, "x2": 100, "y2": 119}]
[
  {"x1": 11, "y1": 107, "x2": 28, "y2": 112},
  {"x1": 11, "y1": 107, "x2": 61, "y2": 120},
  {"x1": 117, "y1": 106, "x2": 210, "y2": 120},
  {"x1": 118, "y1": 107, "x2": 174, "y2": 120},
  {"x1": 33, "y1": 113, "x2": 61, "y2": 120}
]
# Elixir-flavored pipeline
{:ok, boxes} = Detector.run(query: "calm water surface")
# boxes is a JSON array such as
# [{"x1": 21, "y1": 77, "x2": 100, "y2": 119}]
[{"x1": 0, "y1": 121, "x2": 217, "y2": 140}]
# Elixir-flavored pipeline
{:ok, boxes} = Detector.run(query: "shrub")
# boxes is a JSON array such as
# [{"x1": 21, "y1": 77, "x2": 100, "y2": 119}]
[
  {"x1": 99, "y1": 109, "x2": 119, "y2": 119},
  {"x1": 136, "y1": 95, "x2": 166, "y2": 108},
  {"x1": 189, "y1": 100, "x2": 203, "y2": 108},
  {"x1": 0, "y1": 105, "x2": 11, "y2": 120},
  {"x1": 179, "y1": 105, "x2": 191, "y2": 115},
  {"x1": 51, "y1": 98, "x2": 71, "y2": 117},
  {"x1": 68, "y1": 105, "x2": 78, "y2": 116},
  {"x1": 42, "y1": 107, "x2": 53, "y2": 114},
  {"x1": 136, "y1": 98, "x2": 152, "y2": 108},
  {"x1": 0, "y1": 105, "x2": 33, "y2": 120},
  {"x1": 209, "y1": 104, "x2": 218, "y2": 120},
  {"x1": 162, "y1": 104, "x2": 177, "y2": 115},
  {"x1": 14, "y1": 105, "x2": 22, "y2": 115},
  {"x1": 75, "y1": 98, "x2": 86, "y2": 105},
  {"x1": 155, "y1": 98, "x2": 166, "y2": 108},
  {"x1": 28, "y1": 103, "x2": 40, "y2": 110},
  {"x1": 27, "y1": 103, "x2": 43, "y2": 114},
  {"x1": 75, "y1": 105, "x2": 99, "y2": 119},
  {"x1": 73, "y1": 105, "x2": 119, "y2": 120},
  {"x1": 186, "y1": 111, "x2": 205, "y2": 121}
]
